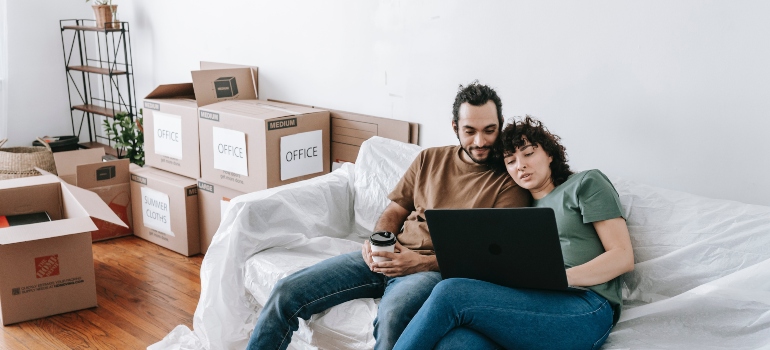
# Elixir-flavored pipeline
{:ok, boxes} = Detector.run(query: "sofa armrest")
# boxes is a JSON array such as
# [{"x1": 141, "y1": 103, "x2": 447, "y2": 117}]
[
  {"x1": 220, "y1": 163, "x2": 356, "y2": 250},
  {"x1": 353, "y1": 137, "x2": 422, "y2": 232}
]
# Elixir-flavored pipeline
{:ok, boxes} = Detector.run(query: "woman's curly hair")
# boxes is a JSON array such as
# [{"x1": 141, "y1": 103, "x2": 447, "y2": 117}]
[{"x1": 501, "y1": 116, "x2": 574, "y2": 186}]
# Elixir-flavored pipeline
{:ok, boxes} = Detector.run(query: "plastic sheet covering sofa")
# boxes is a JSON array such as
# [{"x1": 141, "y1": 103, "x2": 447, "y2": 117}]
[{"x1": 151, "y1": 136, "x2": 770, "y2": 350}]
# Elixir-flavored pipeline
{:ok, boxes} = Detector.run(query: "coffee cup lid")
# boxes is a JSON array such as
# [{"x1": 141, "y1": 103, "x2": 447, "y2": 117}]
[{"x1": 370, "y1": 231, "x2": 396, "y2": 246}]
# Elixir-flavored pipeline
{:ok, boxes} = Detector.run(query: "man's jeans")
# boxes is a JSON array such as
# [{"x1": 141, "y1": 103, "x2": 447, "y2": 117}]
[
  {"x1": 246, "y1": 251, "x2": 442, "y2": 350},
  {"x1": 393, "y1": 278, "x2": 614, "y2": 350}
]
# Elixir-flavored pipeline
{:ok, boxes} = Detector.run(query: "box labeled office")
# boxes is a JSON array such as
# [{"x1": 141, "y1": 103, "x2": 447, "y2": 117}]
[
  {"x1": 0, "y1": 175, "x2": 127, "y2": 325},
  {"x1": 130, "y1": 167, "x2": 200, "y2": 256},
  {"x1": 52, "y1": 148, "x2": 133, "y2": 241},
  {"x1": 196, "y1": 179, "x2": 244, "y2": 254},
  {"x1": 268, "y1": 99, "x2": 419, "y2": 169},
  {"x1": 198, "y1": 100, "x2": 331, "y2": 193},
  {"x1": 143, "y1": 83, "x2": 202, "y2": 179}
]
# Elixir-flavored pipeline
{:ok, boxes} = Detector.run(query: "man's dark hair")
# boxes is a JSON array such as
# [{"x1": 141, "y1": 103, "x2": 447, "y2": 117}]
[
  {"x1": 451, "y1": 81, "x2": 504, "y2": 130},
  {"x1": 501, "y1": 116, "x2": 574, "y2": 186}
]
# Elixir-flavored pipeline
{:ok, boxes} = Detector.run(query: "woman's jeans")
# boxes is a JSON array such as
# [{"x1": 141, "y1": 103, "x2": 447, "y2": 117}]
[
  {"x1": 246, "y1": 251, "x2": 442, "y2": 350},
  {"x1": 393, "y1": 278, "x2": 614, "y2": 350}
]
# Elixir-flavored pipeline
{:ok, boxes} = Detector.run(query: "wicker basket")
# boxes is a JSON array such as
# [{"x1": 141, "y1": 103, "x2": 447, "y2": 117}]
[{"x1": 0, "y1": 138, "x2": 58, "y2": 180}]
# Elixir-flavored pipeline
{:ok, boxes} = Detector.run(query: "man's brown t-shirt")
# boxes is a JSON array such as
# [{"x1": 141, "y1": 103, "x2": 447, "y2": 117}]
[{"x1": 387, "y1": 146, "x2": 531, "y2": 254}]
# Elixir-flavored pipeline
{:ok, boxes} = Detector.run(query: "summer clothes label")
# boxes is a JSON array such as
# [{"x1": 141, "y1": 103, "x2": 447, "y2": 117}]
[{"x1": 140, "y1": 187, "x2": 174, "y2": 236}]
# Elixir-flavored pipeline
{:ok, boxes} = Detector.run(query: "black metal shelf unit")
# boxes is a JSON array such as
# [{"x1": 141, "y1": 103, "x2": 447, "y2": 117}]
[{"x1": 59, "y1": 19, "x2": 136, "y2": 155}]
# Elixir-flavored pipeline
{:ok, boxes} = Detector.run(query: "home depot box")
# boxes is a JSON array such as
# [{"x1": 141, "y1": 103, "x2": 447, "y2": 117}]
[
  {"x1": 198, "y1": 100, "x2": 331, "y2": 193},
  {"x1": 196, "y1": 179, "x2": 244, "y2": 254},
  {"x1": 130, "y1": 167, "x2": 200, "y2": 256},
  {"x1": 52, "y1": 148, "x2": 133, "y2": 241},
  {"x1": 0, "y1": 175, "x2": 127, "y2": 325},
  {"x1": 143, "y1": 83, "x2": 201, "y2": 179}
]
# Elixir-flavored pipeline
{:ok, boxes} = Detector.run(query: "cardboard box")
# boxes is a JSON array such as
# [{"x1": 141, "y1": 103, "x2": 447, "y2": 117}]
[
  {"x1": 130, "y1": 167, "x2": 200, "y2": 256},
  {"x1": 198, "y1": 61, "x2": 259, "y2": 99},
  {"x1": 196, "y1": 179, "x2": 244, "y2": 254},
  {"x1": 52, "y1": 148, "x2": 133, "y2": 241},
  {"x1": 198, "y1": 100, "x2": 331, "y2": 193},
  {"x1": 267, "y1": 99, "x2": 419, "y2": 167},
  {"x1": 143, "y1": 83, "x2": 202, "y2": 179},
  {"x1": 327, "y1": 109, "x2": 416, "y2": 164},
  {"x1": 191, "y1": 62, "x2": 259, "y2": 108},
  {"x1": 0, "y1": 175, "x2": 127, "y2": 325}
]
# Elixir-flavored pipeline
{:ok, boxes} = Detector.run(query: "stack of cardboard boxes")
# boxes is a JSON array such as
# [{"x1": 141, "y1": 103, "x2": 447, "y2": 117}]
[
  {"x1": 137, "y1": 62, "x2": 330, "y2": 255},
  {"x1": 0, "y1": 60, "x2": 418, "y2": 325}
]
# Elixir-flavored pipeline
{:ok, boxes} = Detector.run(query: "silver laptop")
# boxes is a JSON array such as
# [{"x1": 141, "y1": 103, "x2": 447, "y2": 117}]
[{"x1": 425, "y1": 207, "x2": 587, "y2": 292}]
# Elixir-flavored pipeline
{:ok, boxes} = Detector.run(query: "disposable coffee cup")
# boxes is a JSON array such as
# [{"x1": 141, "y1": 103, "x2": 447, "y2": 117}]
[{"x1": 370, "y1": 231, "x2": 397, "y2": 263}]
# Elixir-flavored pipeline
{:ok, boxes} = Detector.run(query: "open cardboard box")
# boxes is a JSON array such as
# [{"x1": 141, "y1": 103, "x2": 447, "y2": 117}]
[
  {"x1": 143, "y1": 83, "x2": 201, "y2": 179},
  {"x1": 51, "y1": 148, "x2": 133, "y2": 241},
  {"x1": 0, "y1": 175, "x2": 127, "y2": 325},
  {"x1": 190, "y1": 61, "x2": 259, "y2": 107}
]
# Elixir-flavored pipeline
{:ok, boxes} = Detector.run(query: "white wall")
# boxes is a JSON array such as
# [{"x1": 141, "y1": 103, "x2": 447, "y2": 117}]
[
  {"x1": 8, "y1": 1, "x2": 770, "y2": 206},
  {"x1": 4, "y1": 0, "x2": 91, "y2": 146},
  {"x1": 0, "y1": 0, "x2": 7, "y2": 140}
]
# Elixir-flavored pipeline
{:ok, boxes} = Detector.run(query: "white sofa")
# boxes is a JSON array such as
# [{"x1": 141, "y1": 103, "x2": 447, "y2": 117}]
[{"x1": 152, "y1": 136, "x2": 770, "y2": 350}]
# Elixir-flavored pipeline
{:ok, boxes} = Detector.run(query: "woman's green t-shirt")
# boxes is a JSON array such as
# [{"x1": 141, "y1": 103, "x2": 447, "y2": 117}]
[{"x1": 532, "y1": 169, "x2": 625, "y2": 324}]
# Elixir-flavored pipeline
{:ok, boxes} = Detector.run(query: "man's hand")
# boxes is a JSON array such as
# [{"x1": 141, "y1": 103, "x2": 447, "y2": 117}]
[{"x1": 370, "y1": 241, "x2": 437, "y2": 277}]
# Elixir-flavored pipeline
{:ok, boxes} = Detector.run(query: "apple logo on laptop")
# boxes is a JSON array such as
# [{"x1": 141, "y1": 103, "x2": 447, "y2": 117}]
[{"x1": 488, "y1": 243, "x2": 502, "y2": 255}]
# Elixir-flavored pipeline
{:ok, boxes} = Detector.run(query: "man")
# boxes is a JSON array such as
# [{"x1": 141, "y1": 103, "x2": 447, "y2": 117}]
[{"x1": 247, "y1": 82, "x2": 530, "y2": 350}]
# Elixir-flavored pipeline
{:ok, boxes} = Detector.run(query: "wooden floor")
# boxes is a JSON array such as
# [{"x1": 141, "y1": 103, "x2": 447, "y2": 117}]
[{"x1": 0, "y1": 236, "x2": 204, "y2": 349}]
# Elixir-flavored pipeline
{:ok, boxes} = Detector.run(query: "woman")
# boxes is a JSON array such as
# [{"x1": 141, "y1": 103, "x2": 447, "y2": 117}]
[{"x1": 393, "y1": 116, "x2": 634, "y2": 350}]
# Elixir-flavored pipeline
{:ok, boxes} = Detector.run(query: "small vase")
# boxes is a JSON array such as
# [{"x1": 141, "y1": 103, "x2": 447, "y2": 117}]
[{"x1": 92, "y1": 5, "x2": 119, "y2": 29}]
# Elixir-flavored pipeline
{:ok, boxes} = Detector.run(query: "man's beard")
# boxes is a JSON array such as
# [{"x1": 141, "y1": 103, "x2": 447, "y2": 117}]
[
  {"x1": 461, "y1": 145, "x2": 493, "y2": 165},
  {"x1": 455, "y1": 131, "x2": 501, "y2": 166}
]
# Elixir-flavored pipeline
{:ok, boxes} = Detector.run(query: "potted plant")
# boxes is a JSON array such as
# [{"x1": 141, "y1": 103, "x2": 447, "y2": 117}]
[
  {"x1": 86, "y1": 0, "x2": 118, "y2": 29},
  {"x1": 103, "y1": 111, "x2": 145, "y2": 166}
]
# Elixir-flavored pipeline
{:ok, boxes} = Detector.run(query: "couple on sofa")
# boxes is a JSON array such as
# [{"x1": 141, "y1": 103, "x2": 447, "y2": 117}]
[{"x1": 247, "y1": 82, "x2": 635, "y2": 350}]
